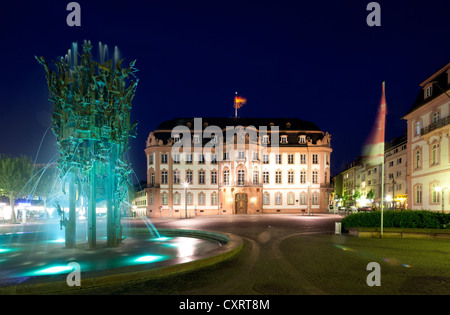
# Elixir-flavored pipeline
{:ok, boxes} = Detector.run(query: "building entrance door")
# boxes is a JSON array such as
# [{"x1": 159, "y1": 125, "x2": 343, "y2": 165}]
[{"x1": 235, "y1": 193, "x2": 248, "y2": 214}]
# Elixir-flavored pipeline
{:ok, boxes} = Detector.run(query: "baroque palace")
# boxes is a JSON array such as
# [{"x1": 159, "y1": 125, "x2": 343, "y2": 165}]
[{"x1": 140, "y1": 117, "x2": 333, "y2": 217}]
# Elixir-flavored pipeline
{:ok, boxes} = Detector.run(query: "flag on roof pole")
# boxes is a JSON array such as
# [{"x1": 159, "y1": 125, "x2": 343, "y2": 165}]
[
  {"x1": 362, "y1": 81, "x2": 387, "y2": 238},
  {"x1": 234, "y1": 92, "x2": 247, "y2": 118}
]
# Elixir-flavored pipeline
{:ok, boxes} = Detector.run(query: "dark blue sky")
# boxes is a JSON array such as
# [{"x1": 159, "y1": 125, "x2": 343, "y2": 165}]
[{"x1": 0, "y1": 0, "x2": 449, "y2": 182}]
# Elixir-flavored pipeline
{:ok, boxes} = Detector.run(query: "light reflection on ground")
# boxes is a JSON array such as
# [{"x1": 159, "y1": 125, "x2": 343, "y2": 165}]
[{"x1": 0, "y1": 222, "x2": 224, "y2": 283}]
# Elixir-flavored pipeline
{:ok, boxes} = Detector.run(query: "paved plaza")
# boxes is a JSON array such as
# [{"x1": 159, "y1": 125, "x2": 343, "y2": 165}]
[{"x1": 1, "y1": 213, "x2": 450, "y2": 295}]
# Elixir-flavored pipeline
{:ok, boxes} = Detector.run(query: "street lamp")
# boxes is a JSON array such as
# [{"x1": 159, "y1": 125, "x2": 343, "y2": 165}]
[
  {"x1": 306, "y1": 182, "x2": 311, "y2": 216},
  {"x1": 184, "y1": 182, "x2": 189, "y2": 219},
  {"x1": 434, "y1": 186, "x2": 449, "y2": 213}
]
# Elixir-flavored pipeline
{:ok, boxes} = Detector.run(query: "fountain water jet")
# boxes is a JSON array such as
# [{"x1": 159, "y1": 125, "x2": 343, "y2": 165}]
[{"x1": 36, "y1": 40, "x2": 139, "y2": 249}]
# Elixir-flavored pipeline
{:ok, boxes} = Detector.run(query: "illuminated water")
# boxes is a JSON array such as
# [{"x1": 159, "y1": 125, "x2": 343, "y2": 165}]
[{"x1": 0, "y1": 219, "x2": 225, "y2": 285}]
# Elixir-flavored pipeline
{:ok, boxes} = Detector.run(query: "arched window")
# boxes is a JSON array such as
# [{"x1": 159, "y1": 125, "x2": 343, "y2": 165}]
[
  {"x1": 263, "y1": 192, "x2": 270, "y2": 205},
  {"x1": 287, "y1": 192, "x2": 295, "y2": 205},
  {"x1": 275, "y1": 192, "x2": 282, "y2": 205},
  {"x1": 312, "y1": 192, "x2": 319, "y2": 205}
]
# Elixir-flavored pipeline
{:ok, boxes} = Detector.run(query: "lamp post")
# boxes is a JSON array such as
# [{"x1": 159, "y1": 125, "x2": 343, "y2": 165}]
[
  {"x1": 184, "y1": 182, "x2": 189, "y2": 218},
  {"x1": 307, "y1": 182, "x2": 311, "y2": 216}
]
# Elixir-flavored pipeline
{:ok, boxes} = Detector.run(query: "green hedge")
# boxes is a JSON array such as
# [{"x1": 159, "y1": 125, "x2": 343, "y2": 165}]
[{"x1": 342, "y1": 210, "x2": 450, "y2": 230}]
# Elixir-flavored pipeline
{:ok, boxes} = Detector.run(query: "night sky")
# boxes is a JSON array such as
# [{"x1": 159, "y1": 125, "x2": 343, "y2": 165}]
[{"x1": 0, "y1": 0, "x2": 449, "y2": 183}]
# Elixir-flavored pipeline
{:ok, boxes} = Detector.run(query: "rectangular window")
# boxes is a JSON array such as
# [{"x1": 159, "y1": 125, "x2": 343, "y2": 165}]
[
  {"x1": 312, "y1": 171, "x2": 318, "y2": 184},
  {"x1": 148, "y1": 154, "x2": 153, "y2": 165},
  {"x1": 253, "y1": 152, "x2": 259, "y2": 161},
  {"x1": 198, "y1": 170, "x2": 205, "y2": 184},
  {"x1": 415, "y1": 185, "x2": 422, "y2": 204},
  {"x1": 288, "y1": 154, "x2": 294, "y2": 164},
  {"x1": 288, "y1": 171, "x2": 294, "y2": 184},
  {"x1": 211, "y1": 154, "x2": 217, "y2": 164},
  {"x1": 425, "y1": 85, "x2": 432, "y2": 98},
  {"x1": 276, "y1": 154, "x2": 282, "y2": 164},
  {"x1": 238, "y1": 170, "x2": 245, "y2": 186},
  {"x1": 432, "y1": 183, "x2": 440, "y2": 203},
  {"x1": 300, "y1": 154, "x2": 306, "y2": 164},
  {"x1": 161, "y1": 153, "x2": 168, "y2": 164},
  {"x1": 173, "y1": 170, "x2": 180, "y2": 184},
  {"x1": 431, "y1": 144, "x2": 439, "y2": 165},
  {"x1": 223, "y1": 170, "x2": 230, "y2": 185},
  {"x1": 187, "y1": 193, "x2": 193, "y2": 205},
  {"x1": 253, "y1": 171, "x2": 259, "y2": 185},
  {"x1": 263, "y1": 171, "x2": 269, "y2": 184},
  {"x1": 211, "y1": 171, "x2": 217, "y2": 184},
  {"x1": 263, "y1": 154, "x2": 269, "y2": 164},
  {"x1": 173, "y1": 154, "x2": 180, "y2": 164},
  {"x1": 300, "y1": 171, "x2": 306, "y2": 184},
  {"x1": 186, "y1": 170, "x2": 193, "y2": 184},
  {"x1": 238, "y1": 151, "x2": 245, "y2": 160},
  {"x1": 186, "y1": 153, "x2": 192, "y2": 164},
  {"x1": 161, "y1": 171, "x2": 168, "y2": 184},
  {"x1": 275, "y1": 171, "x2": 282, "y2": 184},
  {"x1": 415, "y1": 150, "x2": 421, "y2": 169},
  {"x1": 151, "y1": 173, "x2": 155, "y2": 186},
  {"x1": 211, "y1": 193, "x2": 218, "y2": 205},
  {"x1": 312, "y1": 154, "x2": 318, "y2": 164},
  {"x1": 198, "y1": 154, "x2": 205, "y2": 164}
]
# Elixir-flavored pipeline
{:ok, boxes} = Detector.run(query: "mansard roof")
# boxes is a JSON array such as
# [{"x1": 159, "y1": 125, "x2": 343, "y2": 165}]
[
  {"x1": 155, "y1": 117, "x2": 321, "y2": 132},
  {"x1": 403, "y1": 62, "x2": 450, "y2": 117},
  {"x1": 148, "y1": 117, "x2": 328, "y2": 147}
]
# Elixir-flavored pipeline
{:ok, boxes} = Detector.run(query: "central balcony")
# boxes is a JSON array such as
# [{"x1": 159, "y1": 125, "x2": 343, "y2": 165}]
[
  {"x1": 219, "y1": 180, "x2": 263, "y2": 188},
  {"x1": 421, "y1": 115, "x2": 450, "y2": 136}
]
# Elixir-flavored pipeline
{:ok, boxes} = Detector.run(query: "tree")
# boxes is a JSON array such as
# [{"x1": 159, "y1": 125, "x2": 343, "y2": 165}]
[
  {"x1": 0, "y1": 155, "x2": 33, "y2": 223},
  {"x1": 353, "y1": 190, "x2": 362, "y2": 205},
  {"x1": 367, "y1": 189, "x2": 375, "y2": 208}
]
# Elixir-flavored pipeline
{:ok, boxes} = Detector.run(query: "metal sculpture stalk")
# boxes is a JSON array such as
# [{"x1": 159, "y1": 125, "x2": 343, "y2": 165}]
[{"x1": 36, "y1": 40, "x2": 138, "y2": 248}]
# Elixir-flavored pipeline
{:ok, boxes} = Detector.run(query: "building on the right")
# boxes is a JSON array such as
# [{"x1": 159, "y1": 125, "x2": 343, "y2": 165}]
[{"x1": 402, "y1": 62, "x2": 450, "y2": 212}]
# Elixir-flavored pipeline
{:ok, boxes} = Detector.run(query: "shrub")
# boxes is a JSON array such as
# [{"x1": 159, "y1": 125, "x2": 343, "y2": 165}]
[{"x1": 342, "y1": 210, "x2": 450, "y2": 230}]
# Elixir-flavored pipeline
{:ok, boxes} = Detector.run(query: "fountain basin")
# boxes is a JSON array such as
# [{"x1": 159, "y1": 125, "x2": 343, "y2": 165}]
[{"x1": 0, "y1": 228, "x2": 243, "y2": 294}]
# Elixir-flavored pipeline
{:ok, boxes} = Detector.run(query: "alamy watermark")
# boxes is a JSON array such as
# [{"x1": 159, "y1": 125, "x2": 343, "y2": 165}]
[
  {"x1": 66, "y1": 262, "x2": 81, "y2": 287},
  {"x1": 366, "y1": 262, "x2": 381, "y2": 286}
]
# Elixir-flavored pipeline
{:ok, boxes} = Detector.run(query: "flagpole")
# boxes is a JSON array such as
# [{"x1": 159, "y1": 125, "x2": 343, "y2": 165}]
[
  {"x1": 234, "y1": 92, "x2": 238, "y2": 118},
  {"x1": 380, "y1": 81, "x2": 386, "y2": 239},
  {"x1": 381, "y1": 150, "x2": 384, "y2": 238}
]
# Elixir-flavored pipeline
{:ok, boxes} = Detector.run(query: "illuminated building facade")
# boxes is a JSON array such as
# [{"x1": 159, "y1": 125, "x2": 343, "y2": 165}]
[
  {"x1": 144, "y1": 118, "x2": 333, "y2": 217},
  {"x1": 403, "y1": 62, "x2": 450, "y2": 211}
]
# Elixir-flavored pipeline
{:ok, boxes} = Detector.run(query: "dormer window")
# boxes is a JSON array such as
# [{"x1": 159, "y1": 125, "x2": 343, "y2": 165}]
[
  {"x1": 299, "y1": 135, "x2": 306, "y2": 144},
  {"x1": 262, "y1": 135, "x2": 269, "y2": 144},
  {"x1": 281, "y1": 135, "x2": 288, "y2": 144},
  {"x1": 193, "y1": 134, "x2": 200, "y2": 143},
  {"x1": 173, "y1": 135, "x2": 180, "y2": 143},
  {"x1": 425, "y1": 85, "x2": 432, "y2": 99}
]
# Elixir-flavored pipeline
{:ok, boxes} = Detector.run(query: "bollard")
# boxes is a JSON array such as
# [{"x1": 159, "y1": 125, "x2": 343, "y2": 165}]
[{"x1": 335, "y1": 222, "x2": 341, "y2": 235}]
